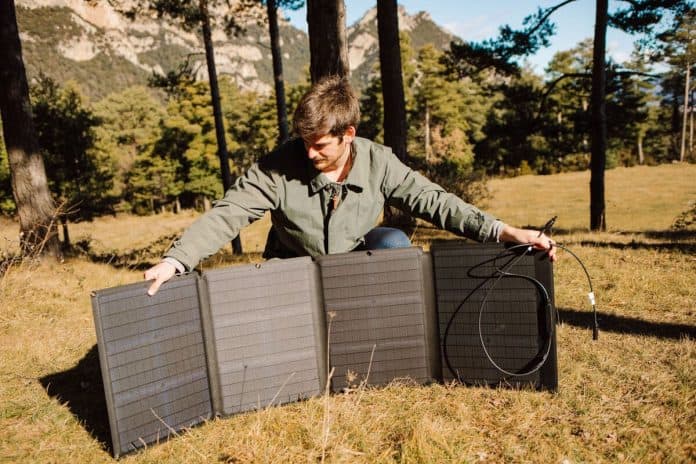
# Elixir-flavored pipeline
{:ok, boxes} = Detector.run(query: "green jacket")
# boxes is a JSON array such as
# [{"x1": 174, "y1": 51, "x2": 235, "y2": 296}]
[{"x1": 165, "y1": 137, "x2": 499, "y2": 271}]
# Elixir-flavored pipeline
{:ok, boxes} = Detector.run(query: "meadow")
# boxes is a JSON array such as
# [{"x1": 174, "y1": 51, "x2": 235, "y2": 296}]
[{"x1": 0, "y1": 163, "x2": 694, "y2": 463}]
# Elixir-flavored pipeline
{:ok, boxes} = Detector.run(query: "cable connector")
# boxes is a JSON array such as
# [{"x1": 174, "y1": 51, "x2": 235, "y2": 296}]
[
  {"x1": 588, "y1": 292, "x2": 596, "y2": 306},
  {"x1": 540, "y1": 215, "x2": 558, "y2": 236}
]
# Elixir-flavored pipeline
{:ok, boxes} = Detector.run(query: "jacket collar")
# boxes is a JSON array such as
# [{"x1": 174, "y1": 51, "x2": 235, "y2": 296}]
[{"x1": 308, "y1": 137, "x2": 369, "y2": 194}]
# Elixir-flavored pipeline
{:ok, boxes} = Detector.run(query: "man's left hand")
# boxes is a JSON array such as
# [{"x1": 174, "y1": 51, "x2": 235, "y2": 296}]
[{"x1": 499, "y1": 225, "x2": 557, "y2": 261}]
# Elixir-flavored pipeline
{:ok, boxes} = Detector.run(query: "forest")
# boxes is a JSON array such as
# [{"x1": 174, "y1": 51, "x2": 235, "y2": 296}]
[{"x1": 0, "y1": 0, "x2": 694, "y2": 252}]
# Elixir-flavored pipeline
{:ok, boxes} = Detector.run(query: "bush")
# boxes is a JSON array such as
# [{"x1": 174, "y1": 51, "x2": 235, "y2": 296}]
[{"x1": 409, "y1": 155, "x2": 488, "y2": 205}]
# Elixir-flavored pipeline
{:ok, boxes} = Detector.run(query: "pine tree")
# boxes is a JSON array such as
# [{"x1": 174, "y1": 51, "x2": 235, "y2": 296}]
[{"x1": 92, "y1": 86, "x2": 166, "y2": 201}]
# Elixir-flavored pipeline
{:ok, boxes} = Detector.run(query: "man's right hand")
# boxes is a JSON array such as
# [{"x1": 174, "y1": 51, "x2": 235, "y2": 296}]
[{"x1": 144, "y1": 261, "x2": 177, "y2": 296}]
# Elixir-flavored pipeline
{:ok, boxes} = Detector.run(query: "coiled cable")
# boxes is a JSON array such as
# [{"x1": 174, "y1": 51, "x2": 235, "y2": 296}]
[{"x1": 442, "y1": 235, "x2": 598, "y2": 381}]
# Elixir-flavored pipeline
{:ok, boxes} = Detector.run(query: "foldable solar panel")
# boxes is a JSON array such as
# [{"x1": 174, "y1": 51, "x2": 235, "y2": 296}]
[
  {"x1": 430, "y1": 242, "x2": 557, "y2": 390},
  {"x1": 92, "y1": 243, "x2": 559, "y2": 457},
  {"x1": 201, "y1": 257, "x2": 327, "y2": 415},
  {"x1": 317, "y1": 247, "x2": 439, "y2": 391},
  {"x1": 91, "y1": 274, "x2": 212, "y2": 458}
]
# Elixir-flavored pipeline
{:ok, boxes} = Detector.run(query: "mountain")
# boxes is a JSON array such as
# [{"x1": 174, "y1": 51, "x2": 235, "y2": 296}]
[
  {"x1": 15, "y1": 0, "x2": 456, "y2": 101},
  {"x1": 346, "y1": 6, "x2": 454, "y2": 89}
]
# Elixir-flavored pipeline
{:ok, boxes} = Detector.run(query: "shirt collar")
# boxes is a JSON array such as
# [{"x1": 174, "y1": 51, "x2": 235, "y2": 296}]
[{"x1": 308, "y1": 139, "x2": 367, "y2": 194}]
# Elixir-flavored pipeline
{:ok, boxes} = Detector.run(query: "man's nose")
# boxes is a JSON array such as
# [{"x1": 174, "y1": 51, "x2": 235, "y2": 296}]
[{"x1": 307, "y1": 146, "x2": 319, "y2": 159}]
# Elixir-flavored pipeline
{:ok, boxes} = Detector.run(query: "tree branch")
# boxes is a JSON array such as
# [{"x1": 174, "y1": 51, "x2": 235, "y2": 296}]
[
  {"x1": 523, "y1": 0, "x2": 580, "y2": 40},
  {"x1": 533, "y1": 68, "x2": 662, "y2": 124},
  {"x1": 533, "y1": 72, "x2": 591, "y2": 123}
]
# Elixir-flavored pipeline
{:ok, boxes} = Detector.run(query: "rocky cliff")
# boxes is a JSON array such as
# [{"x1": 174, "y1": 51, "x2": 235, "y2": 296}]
[{"x1": 15, "y1": 0, "x2": 455, "y2": 100}]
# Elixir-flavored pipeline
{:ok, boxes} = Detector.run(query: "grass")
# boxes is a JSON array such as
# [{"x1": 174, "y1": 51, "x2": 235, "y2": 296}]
[{"x1": 0, "y1": 163, "x2": 694, "y2": 463}]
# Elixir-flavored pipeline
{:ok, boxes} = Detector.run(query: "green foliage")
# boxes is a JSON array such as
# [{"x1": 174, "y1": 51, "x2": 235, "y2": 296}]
[
  {"x1": 408, "y1": 155, "x2": 487, "y2": 204},
  {"x1": 410, "y1": 44, "x2": 487, "y2": 165},
  {"x1": 359, "y1": 74, "x2": 385, "y2": 144},
  {"x1": 444, "y1": 4, "x2": 558, "y2": 77},
  {"x1": 475, "y1": 68, "x2": 544, "y2": 173},
  {"x1": 144, "y1": 79, "x2": 234, "y2": 207},
  {"x1": 223, "y1": 82, "x2": 281, "y2": 171},
  {"x1": 472, "y1": 38, "x2": 663, "y2": 175},
  {"x1": 126, "y1": 155, "x2": 183, "y2": 214},
  {"x1": 92, "y1": 86, "x2": 166, "y2": 200},
  {"x1": 359, "y1": 33, "x2": 416, "y2": 145},
  {"x1": 30, "y1": 76, "x2": 116, "y2": 220}
]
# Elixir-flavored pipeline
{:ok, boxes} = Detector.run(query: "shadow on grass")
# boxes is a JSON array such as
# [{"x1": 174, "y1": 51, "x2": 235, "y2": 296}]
[
  {"x1": 72, "y1": 234, "x2": 178, "y2": 271},
  {"x1": 39, "y1": 344, "x2": 113, "y2": 454},
  {"x1": 558, "y1": 307, "x2": 696, "y2": 340},
  {"x1": 574, "y1": 240, "x2": 695, "y2": 254}
]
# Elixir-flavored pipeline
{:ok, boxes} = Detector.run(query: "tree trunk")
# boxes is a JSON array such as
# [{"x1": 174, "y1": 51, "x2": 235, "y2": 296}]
[
  {"x1": 377, "y1": 0, "x2": 408, "y2": 163},
  {"x1": 671, "y1": 77, "x2": 681, "y2": 155},
  {"x1": 267, "y1": 0, "x2": 289, "y2": 145},
  {"x1": 690, "y1": 88, "x2": 693, "y2": 159},
  {"x1": 589, "y1": 0, "x2": 607, "y2": 232},
  {"x1": 425, "y1": 104, "x2": 431, "y2": 161},
  {"x1": 307, "y1": 0, "x2": 349, "y2": 82},
  {"x1": 61, "y1": 217, "x2": 70, "y2": 249},
  {"x1": 637, "y1": 133, "x2": 644, "y2": 165},
  {"x1": 199, "y1": 0, "x2": 242, "y2": 254},
  {"x1": 376, "y1": 0, "x2": 413, "y2": 230},
  {"x1": 0, "y1": 0, "x2": 61, "y2": 258},
  {"x1": 680, "y1": 61, "x2": 690, "y2": 162}
]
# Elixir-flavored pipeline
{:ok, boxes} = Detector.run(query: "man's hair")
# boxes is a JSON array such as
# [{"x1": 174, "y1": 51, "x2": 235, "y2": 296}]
[{"x1": 293, "y1": 75, "x2": 360, "y2": 140}]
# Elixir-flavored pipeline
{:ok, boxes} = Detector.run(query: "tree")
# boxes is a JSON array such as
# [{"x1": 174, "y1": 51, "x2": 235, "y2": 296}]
[
  {"x1": 654, "y1": 8, "x2": 696, "y2": 162},
  {"x1": 377, "y1": 0, "x2": 408, "y2": 163},
  {"x1": 306, "y1": 0, "x2": 349, "y2": 82},
  {"x1": 263, "y1": 0, "x2": 304, "y2": 144},
  {"x1": 539, "y1": 40, "x2": 654, "y2": 170},
  {"x1": 126, "y1": 156, "x2": 183, "y2": 214},
  {"x1": 92, "y1": 86, "x2": 166, "y2": 201},
  {"x1": 476, "y1": 69, "x2": 548, "y2": 173},
  {"x1": 30, "y1": 76, "x2": 116, "y2": 247},
  {"x1": 360, "y1": 32, "x2": 417, "y2": 146},
  {"x1": 149, "y1": 79, "x2": 240, "y2": 210},
  {"x1": 0, "y1": 0, "x2": 61, "y2": 257}
]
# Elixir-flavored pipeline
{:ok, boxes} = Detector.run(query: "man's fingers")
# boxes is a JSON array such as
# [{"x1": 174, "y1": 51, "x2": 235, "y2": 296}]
[
  {"x1": 147, "y1": 277, "x2": 164, "y2": 296},
  {"x1": 143, "y1": 261, "x2": 177, "y2": 296}
]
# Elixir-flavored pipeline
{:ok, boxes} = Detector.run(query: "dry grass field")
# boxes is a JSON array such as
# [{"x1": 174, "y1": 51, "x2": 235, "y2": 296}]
[{"x1": 0, "y1": 163, "x2": 694, "y2": 463}]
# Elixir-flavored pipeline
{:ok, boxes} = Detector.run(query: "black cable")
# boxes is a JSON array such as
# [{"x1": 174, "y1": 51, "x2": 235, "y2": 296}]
[
  {"x1": 554, "y1": 243, "x2": 599, "y2": 340},
  {"x1": 477, "y1": 243, "x2": 554, "y2": 378},
  {"x1": 442, "y1": 234, "x2": 599, "y2": 381}
]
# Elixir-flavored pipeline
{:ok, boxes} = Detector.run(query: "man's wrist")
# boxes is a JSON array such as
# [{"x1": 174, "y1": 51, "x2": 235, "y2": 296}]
[
  {"x1": 498, "y1": 224, "x2": 521, "y2": 243},
  {"x1": 163, "y1": 257, "x2": 185, "y2": 274},
  {"x1": 491, "y1": 221, "x2": 508, "y2": 242}
]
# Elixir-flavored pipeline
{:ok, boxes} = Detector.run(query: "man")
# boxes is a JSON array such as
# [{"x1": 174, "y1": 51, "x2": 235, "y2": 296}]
[{"x1": 145, "y1": 75, "x2": 555, "y2": 295}]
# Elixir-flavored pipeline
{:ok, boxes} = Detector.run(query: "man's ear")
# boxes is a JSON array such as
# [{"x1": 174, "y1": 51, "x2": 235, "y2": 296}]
[{"x1": 343, "y1": 126, "x2": 356, "y2": 142}]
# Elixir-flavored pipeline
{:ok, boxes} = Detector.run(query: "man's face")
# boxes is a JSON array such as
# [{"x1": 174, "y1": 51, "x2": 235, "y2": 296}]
[{"x1": 303, "y1": 127, "x2": 355, "y2": 173}]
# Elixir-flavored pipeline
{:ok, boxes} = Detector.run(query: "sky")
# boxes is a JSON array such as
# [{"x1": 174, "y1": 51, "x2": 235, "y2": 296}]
[{"x1": 284, "y1": 0, "x2": 640, "y2": 74}]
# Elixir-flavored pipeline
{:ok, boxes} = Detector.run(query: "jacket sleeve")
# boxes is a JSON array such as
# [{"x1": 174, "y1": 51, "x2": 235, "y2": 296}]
[
  {"x1": 380, "y1": 150, "x2": 498, "y2": 243},
  {"x1": 164, "y1": 162, "x2": 280, "y2": 271}
]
